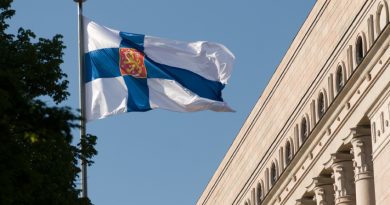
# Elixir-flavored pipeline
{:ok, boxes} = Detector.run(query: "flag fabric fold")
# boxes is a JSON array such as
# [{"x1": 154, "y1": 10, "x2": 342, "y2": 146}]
[{"x1": 83, "y1": 17, "x2": 235, "y2": 121}]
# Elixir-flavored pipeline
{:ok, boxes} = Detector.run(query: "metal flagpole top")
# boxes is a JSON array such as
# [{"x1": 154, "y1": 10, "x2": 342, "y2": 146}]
[{"x1": 73, "y1": 0, "x2": 87, "y2": 2}]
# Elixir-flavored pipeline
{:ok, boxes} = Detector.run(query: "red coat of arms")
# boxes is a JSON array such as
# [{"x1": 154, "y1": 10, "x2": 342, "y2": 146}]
[{"x1": 119, "y1": 48, "x2": 147, "y2": 78}]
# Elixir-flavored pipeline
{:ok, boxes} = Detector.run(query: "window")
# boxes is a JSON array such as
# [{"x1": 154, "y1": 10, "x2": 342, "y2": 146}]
[
  {"x1": 376, "y1": 2, "x2": 389, "y2": 34},
  {"x1": 256, "y1": 183, "x2": 262, "y2": 205},
  {"x1": 356, "y1": 36, "x2": 364, "y2": 65},
  {"x1": 318, "y1": 92, "x2": 326, "y2": 118},
  {"x1": 285, "y1": 141, "x2": 293, "y2": 165},
  {"x1": 270, "y1": 162, "x2": 277, "y2": 186},
  {"x1": 336, "y1": 66, "x2": 344, "y2": 92},
  {"x1": 301, "y1": 117, "x2": 309, "y2": 141}
]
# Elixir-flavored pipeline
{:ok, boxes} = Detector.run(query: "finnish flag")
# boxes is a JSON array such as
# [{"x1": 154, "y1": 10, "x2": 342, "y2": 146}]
[{"x1": 83, "y1": 17, "x2": 235, "y2": 121}]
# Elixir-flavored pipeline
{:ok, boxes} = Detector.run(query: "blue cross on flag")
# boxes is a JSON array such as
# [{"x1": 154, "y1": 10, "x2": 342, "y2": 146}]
[{"x1": 83, "y1": 17, "x2": 235, "y2": 121}]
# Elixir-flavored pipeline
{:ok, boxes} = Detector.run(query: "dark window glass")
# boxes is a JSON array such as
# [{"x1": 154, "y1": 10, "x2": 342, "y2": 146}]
[
  {"x1": 301, "y1": 118, "x2": 308, "y2": 141},
  {"x1": 318, "y1": 92, "x2": 325, "y2": 118},
  {"x1": 270, "y1": 163, "x2": 277, "y2": 185},
  {"x1": 336, "y1": 66, "x2": 344, "y2": 92},
  {"x1": 356, "y1": 36, "x2": 364, "y2": 64},
  {"x1": 256, "y1": 183, "x2": 262, "y2": 204},
  {"x1": 285, "y1": 141, "x2": 293, "y2": 165}
]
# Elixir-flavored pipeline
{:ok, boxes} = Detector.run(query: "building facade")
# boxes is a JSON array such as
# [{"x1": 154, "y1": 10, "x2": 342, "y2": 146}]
[{"x1": 197, "y1": 1, "x2": 390, "y2": 205}]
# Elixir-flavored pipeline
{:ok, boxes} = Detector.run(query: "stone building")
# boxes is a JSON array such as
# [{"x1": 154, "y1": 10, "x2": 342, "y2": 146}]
[{"x1": 196, "y1": 1, "x2": 390, "y2": 205}]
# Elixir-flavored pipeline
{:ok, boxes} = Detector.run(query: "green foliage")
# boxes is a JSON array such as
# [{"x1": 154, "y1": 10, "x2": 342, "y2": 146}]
[{"x1": 0, "y1": 0, "x2": 97, "y2": 204}]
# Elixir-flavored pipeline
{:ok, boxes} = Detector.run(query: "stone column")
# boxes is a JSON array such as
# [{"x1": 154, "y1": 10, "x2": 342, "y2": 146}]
[
  {"x1": 324, "y1": 153, "x2": 355, "y2": 205},
  {"x1": 350, "y1": 127, "x2": 376, "y2": 205},
  {"x1": 307, "y1": 177, "x2": 335, "y2": 205}
]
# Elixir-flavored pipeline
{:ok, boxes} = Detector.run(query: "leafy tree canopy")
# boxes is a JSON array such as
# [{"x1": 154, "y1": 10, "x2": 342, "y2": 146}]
[{"x1": 0, "y1": 0, "x2": 97, "y2": 204}]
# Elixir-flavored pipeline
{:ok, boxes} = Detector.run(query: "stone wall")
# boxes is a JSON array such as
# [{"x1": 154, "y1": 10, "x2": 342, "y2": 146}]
[{"x1": 197, "y1": 0, "x2": 390, "y2": 205}]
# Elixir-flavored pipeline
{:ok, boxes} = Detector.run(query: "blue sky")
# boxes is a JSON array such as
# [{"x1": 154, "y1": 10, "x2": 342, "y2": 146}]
[{"x1": 9, "y1": 1, "x2": 315, "y2": 204}]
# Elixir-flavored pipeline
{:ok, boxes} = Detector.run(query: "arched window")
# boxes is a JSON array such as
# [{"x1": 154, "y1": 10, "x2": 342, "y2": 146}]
[
  {"x1": 301, "y1": 117, "x2": 309, "y2": 142},
  {"x1": 336, "y1": 66, "x2": 344, "y2": 92},
  {"x1": 285, "y1": 140, "x2": 293, "y2": 165},
  {"x1": 256, "y1": 182, "x2": 262, "y2": 205},
  {"x1": 270, "y1": 162, "x2": 277, "y2": 186},
  {"x1": 356, "y1": 36, "x2": 364, "y2": 65},
  {"x1": 318, "y1": 92, "x2": 326, "y2": 118},
  {"x1": 376, "y1": 1, "x2": 389, "y2": 34},
  {"x1": 244, "y1": 202, "x2": 249, "y2": 205}
]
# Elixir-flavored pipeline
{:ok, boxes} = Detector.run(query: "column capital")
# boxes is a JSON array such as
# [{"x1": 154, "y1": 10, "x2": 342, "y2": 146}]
[
  {"x1": 343, "y1": 126, "x2": 370, "y2": 144},
  {"x1": 307, "y1": 177, "x2": 334, "y2": 191},
  {"x1": 325, "y1": 153, "x2": 355, "y2": 205},
  {"x1": 323, "y1": 153, "x2": 353, "y2": 169},
  {"x1": 307, "y1": 177, "x2": 335, "y2": 205},
  {"x1": 351, "y1": 136, "x2": 374, "y2": 180},
  {"x1": 349, "y1": 127, "x2": 376, "y2": 205}
]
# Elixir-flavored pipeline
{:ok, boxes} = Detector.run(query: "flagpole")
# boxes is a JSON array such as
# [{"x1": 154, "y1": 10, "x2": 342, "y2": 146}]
[{"x1": 74, "y1": 0, "x2": 88, "y2": 198}]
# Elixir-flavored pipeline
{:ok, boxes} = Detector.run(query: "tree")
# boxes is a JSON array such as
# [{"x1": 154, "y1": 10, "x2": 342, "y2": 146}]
[{"x1": 0, "y1": 0, "x2": 97, "y2": 204}]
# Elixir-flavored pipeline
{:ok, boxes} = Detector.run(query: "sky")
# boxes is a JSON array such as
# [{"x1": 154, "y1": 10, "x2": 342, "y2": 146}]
[{"x1": 9, "y1": 1, "x2": 316, "y2": 204}]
